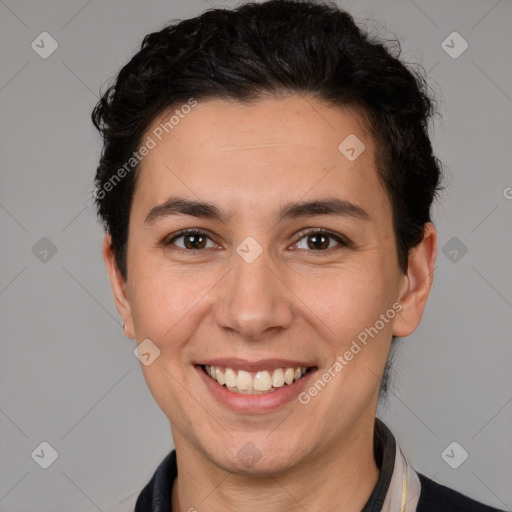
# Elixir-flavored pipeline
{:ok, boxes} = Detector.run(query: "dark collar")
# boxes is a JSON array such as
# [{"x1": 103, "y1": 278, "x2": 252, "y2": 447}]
[
  {"x1": 135, "y1": 417, "x2": 396, "y2": 512},
  {"x1": 362, "y1": 417, "x2": 396, "y2": 510}
]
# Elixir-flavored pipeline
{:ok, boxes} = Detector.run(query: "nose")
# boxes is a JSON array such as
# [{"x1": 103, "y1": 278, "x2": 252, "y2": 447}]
[{"x1": 214, "y1": 245, "x2": 294, "y2": 341}]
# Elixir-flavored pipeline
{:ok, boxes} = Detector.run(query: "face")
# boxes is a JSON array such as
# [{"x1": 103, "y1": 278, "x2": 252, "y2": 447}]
[{"x1": 104, "y1": 95, "x2": 436, "y2": 475}]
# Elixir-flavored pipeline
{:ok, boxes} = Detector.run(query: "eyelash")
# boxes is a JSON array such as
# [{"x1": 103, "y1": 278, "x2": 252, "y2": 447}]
[{"x1": 164, "y1": 228, "x2": 350, "y2": 254}]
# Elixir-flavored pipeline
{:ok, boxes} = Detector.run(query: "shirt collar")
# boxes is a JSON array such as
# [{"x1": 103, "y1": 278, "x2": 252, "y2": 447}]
[{"x1": 361, "y1": 417, "x2": 397, "y2": 511}]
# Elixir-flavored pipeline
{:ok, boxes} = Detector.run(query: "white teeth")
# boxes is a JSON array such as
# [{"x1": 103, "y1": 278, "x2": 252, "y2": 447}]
[
  {"x1": 284, "y1": 368, "x2": 295, "y2": 385},
  {"x1": 272, "y1": 368, "x2": 284, "y2": 388},
  {"x1": 253, "y1": 371, "x2": 272, "y2": 391},
  {"x1": 224, "y1": 368, "x2": 237, "y2": 388},
  {"x1": 203, "y1": 365, "x2": 310, "y2": 394},
  {"x1": 215, "y1": 368, "x2": 225, "y2": 386},
  {"x1": 236, "y1": 370, "x2": 253, "y2": 391}
]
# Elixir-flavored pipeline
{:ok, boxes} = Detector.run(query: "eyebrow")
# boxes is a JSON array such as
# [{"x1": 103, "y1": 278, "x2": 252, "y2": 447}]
[{"x1": 144, "y1": 196, "x2": 369, "y2": 226}]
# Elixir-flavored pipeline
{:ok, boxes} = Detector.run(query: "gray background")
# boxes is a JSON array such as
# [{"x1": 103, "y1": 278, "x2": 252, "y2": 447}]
[{"x1": 0, "y1": 0, "x2": 511, "y2": 510}]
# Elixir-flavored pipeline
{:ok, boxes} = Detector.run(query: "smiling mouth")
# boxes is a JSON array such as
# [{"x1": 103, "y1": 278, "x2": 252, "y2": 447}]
[{"x1": 200, "y1": 364, "x2": 314, "y2": 395}]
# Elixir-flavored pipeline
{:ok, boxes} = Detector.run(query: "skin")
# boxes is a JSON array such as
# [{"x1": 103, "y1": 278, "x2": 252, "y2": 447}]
[{"x1": 103, "y1": 95, "x2": 437, "y2": 512}]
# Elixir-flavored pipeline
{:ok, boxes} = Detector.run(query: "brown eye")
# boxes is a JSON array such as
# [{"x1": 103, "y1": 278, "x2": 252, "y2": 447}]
[
  {"x1": 166, "y1": 230, "x2": 215, "y2": 251},
  {"x1": 182, "y1": 233, "x2": 207, "y2": 249},
  {"x1": 306, "y1": 233, "x2": 330, "y2": 250},
  {"x1": 294, "y1": 230, "x2": 348, "y2": 251}
]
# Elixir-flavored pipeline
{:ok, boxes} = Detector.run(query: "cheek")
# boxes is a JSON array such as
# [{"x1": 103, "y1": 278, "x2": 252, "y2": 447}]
[
  {"x1": 304, "y1": 272, "x2": 396, "y2": 411},
  {"x1": 130, "y1": 272, "x2": 197, "y2": 413},
  {"x1": 128, "y1": 257, "x2": 201, "y2": 337},
  {"x1": 299, "y1": 266, "x2": 394, "y2": 336},
  {"x1": 308, "y1": 272, "x2": 398, "y2": 395}
]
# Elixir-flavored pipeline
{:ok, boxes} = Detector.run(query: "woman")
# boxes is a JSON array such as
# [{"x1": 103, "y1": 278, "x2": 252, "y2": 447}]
[{"x1": 91, "y1": 1, "x2": 505, "y2": 510}]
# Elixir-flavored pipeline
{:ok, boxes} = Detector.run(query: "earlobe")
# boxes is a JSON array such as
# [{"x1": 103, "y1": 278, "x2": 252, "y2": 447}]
[
  {"x1": 393, "y1": 223, "x2": 437, "y2": 337},
  {"x1": 102, "y1": 234, "x2": 135, "y2": 339}
]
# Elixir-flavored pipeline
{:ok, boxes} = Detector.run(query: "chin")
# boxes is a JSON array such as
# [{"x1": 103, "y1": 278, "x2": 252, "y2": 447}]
[{"x1": 204, "y1": 436, "x2": 308, "y2": 476}]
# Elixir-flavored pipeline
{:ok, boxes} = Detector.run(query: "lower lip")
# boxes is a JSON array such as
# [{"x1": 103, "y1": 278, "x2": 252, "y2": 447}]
[{"x1": 196, "y1": 365, "x2": 317, "y2": 413}]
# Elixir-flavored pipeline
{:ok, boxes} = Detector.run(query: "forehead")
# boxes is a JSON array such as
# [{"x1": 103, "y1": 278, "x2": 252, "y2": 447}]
[{"x1": 132, "y1": 95, "x2": 391, "y2": 224}]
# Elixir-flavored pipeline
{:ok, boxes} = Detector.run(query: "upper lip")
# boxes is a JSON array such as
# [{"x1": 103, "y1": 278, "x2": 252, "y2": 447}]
[{"x1": 196, "y1": 358, "x2": 316, "y2": 372}]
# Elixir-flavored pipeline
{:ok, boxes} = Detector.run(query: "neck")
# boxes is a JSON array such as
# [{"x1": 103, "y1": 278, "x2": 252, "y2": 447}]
[{"x1": 171, "y1": 416, "x2": 380, "y2": 512}]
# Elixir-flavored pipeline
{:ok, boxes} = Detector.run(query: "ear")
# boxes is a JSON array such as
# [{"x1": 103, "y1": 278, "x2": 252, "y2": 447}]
[
  {"x1": 393, "y1": 222, "x2": 437, "y2": 337},
  {"x1": 102, "y1": 233, "x2": 135, "y2": 339}
]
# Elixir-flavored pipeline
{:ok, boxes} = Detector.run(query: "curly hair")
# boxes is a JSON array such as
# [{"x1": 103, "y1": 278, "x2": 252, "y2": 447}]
[{"x1": 91, "y1": 0, "x2": 443, "y2": 397}]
